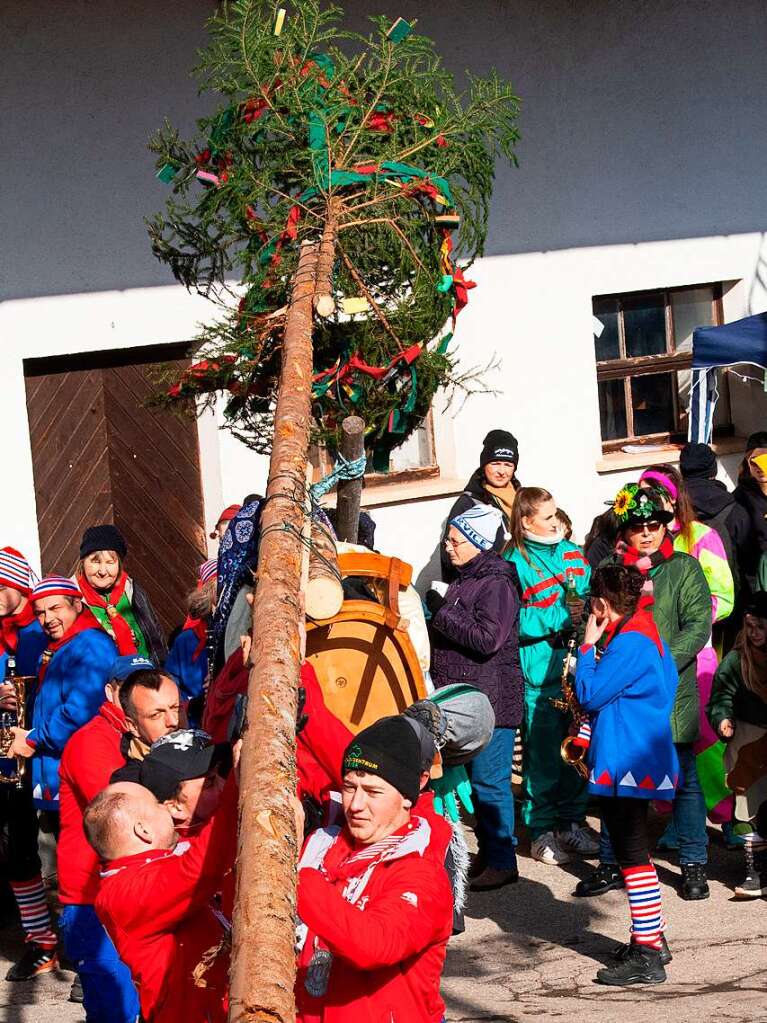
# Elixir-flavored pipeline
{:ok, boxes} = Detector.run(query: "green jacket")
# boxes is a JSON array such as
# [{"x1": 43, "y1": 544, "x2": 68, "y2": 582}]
[
  {"x1": 602, "y1": 550, "x2": 710, "y2": 743},
  {"x1": 647, "y1": 552, "x2": 712, "y2": 744},
  {"x1": 707, "y1": 649, "x2": 767, "y2": 732}
]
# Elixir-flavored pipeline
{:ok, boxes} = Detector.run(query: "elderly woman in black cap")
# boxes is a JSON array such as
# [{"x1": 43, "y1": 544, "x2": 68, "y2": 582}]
[
  {"x1": 440, "y1": 429, "x2": 520, "y2": 581},
  {"x1": 76, "y1": 524, "x2": 166, "y2": 663}
]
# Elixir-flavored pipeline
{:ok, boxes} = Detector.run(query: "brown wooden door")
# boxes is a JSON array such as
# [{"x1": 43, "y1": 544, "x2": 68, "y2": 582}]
[{"x1": 24, "y1": 345, "x2": 208, "y2": 638}]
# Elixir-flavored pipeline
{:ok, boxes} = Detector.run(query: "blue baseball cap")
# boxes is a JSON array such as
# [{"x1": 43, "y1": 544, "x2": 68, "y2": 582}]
[{"x1": 109, "y1": 655, "x2": 156, "y2": 683}]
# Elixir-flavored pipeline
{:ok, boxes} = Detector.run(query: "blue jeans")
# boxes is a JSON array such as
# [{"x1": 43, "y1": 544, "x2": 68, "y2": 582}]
[
  {"x1": 599, "y1": 742, "x2": 708, "y2": 865},
  {"x1": 60, "y1": 904, "x2": 140, "y2": 1023},
  {"x1": 468, "y1": 726, "x2": 518, "y2": 870}
]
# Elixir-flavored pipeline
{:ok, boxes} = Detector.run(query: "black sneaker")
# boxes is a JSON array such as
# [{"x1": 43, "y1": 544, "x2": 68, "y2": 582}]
[
  {"x1": 5, "y1": 942, "x2": 58, "y2": 981},
  {"x1": 69, "y1": 975, "x2": 84, "y2": 1003},
  {"x1": 614, "y1": 934, "x2": 672, "y2": 966},
  {"x1": 734, "y1": 848, "x2": 767, "y2": 899},
  {"x1": 680, "y1": 862, "x2": 710, "y2": 900},
  {"x1": 470, "y1": 866, "x2": 519, "y2": 892},
  {"x1": 596, "y1": 944, "x2": 666, "y2": 986},
  {"x1": 574, "y1": 862, "x2": 624, "y2": 897}
]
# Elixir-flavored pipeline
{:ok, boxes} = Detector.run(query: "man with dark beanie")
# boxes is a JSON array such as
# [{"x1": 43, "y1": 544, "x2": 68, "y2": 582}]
[
  {"x1": 679, "y1": 442, "x2": 751, "y2": 595},
  {"x1": 441, "y1": 428, "x2": 520, "y2": 581},
  {"x1": 296, "y1": 716, "x2": 453, "y2": 1022}
]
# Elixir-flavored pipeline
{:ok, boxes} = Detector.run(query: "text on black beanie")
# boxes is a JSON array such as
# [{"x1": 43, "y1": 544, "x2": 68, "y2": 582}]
[
  {"x1": 342, "y1": 716, "x2": 422, "y2": 804},
  {"x1": 480, "y1": 429, "x2": 519, "y2": 468}
]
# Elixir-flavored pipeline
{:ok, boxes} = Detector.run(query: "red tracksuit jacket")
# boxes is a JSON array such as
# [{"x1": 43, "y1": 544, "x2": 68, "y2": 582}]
[
  {"x1": 58, "y1": 701, "x2": 128, "y2": 905},
  {"x1": 95, "y1": 779, "x2": 237, "y2": 1022},
  {"x1": 296, "y1": 818, "x2": 453, "y2": 1023}
]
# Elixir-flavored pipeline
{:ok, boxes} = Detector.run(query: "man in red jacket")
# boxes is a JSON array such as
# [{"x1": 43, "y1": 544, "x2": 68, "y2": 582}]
[
  {"x1": 296, "y1": 716, "x2": 454, "y2": 1023},
  {"x1": 58, "y1": 654, "x2": 176, "y2": 1022},
  {"x1": 85, "y1": 773, "x2": 238, "y2": 1023}
]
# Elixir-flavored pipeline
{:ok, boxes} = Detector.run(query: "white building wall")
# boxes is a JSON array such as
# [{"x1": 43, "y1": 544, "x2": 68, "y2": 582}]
[{"x1": 3, "y1": 1, "x2": 767, "y2": 587}]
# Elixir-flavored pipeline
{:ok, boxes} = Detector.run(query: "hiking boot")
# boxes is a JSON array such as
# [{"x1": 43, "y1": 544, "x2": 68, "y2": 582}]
[
  {"x1": 596, "y1": 944, "x2": 666, "y2": 986},
  {"x1": 574, "y1": 862, "x2": 624, "y2": 897},
  {"x1": 556, "y1": 822, "x2": 600, "y2": 857},
  {"x1": 530, "y1": 831, "x2": 572, "y2": 865},
  {"x1": 614, "y1": 934, "x2": 672, "y2": 966},
  {"x1": 5, "y1": 942, "x2": 58, "y2": 981},
  {"x1": 470, "y1": 866, "x2": 520, "y2": 892},
  {"x1": 680, "y1": 863, "x2": 710, "y2": 900},
  {"x1": 69, "y1": 975, "x2": 84, "y2": 1003},
  {"x1": 467, "y1": 853, "x2": 485, "y2": 880}
]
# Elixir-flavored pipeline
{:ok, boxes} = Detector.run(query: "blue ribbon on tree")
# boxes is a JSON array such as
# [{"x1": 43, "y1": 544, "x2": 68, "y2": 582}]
[{"x1": 310, "y1": 453, "x2": 367, "y2": 500}]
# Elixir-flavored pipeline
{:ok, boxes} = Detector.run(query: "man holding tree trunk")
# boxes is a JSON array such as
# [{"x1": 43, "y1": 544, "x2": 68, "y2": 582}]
[{"x1": 295, "y1": 716, "x2": 454, "y2": 1023}]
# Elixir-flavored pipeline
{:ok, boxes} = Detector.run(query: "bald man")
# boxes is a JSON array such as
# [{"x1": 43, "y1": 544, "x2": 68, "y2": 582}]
[{"x1": 85, "y1": 779, "x2": 237, "y2": 1023}]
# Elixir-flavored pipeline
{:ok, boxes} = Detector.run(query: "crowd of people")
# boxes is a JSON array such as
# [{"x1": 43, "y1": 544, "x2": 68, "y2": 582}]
[{"x1": 1, "y1": 426, "x2": 767, "y2": 1019}]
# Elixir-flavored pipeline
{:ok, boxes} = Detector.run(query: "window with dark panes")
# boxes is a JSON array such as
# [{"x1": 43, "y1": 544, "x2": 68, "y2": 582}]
[{"x1": 592, "y1": 284, "x2": 727, "y2": 451}]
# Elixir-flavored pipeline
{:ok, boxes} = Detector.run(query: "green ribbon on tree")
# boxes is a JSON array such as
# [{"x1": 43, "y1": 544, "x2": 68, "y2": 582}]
[{"x1": 388, "y1": 366, "x2": 418, "y2": 434}]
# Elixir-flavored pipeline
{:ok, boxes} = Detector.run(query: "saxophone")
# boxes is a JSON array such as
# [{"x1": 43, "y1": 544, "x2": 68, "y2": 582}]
[
  {"x1": 0, "y1": 661, "x2": 29, "y2": 789},
  {"x1": 549, "y1": 635, "x2": 589, "y2": 780}
]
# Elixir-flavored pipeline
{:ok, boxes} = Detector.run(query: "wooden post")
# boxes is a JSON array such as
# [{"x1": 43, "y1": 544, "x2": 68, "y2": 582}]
[
  {"x1": 335, "y1": 415, "x2": 365, "y2": 544},
  {"x1": 228, "y1": 240, "x2": 318, "y2": 1023}
]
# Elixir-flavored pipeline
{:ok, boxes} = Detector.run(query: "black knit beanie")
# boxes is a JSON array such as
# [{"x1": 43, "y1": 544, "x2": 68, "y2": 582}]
[
  {"x1": 342, "y1": 716, "x2": 422, "y2": 804},
  {"x1": 480, "y1": 429, "x2": 519, "y2": 468},
  {"x1": 679, "y1": 442, "x2": 717, "y2": 480},
  {"x1": 745, "y1": 591, "x2": 767, "y2": 620},
  {"x1": 746, "y1": 431, "x2": 767, "y2": 453},
  {"x1": 80, "y1": 525, "x2": 128, "y2": 560}
]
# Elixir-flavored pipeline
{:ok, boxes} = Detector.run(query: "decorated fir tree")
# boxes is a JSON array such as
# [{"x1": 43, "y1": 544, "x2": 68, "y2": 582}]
[
  {"x1": 147, "y1": 5, "x2": 519, "y2": 1020},
  {"x1": 149, "y1": 0, "x2": 519, "y2": 468}
]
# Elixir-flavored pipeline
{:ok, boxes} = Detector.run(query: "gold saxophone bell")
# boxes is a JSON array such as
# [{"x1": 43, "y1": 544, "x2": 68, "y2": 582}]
[
  {"x1": 560, "y1": 735, "x2": 589, "y2": 780},
  {"x1": 549, "y1": 634, "x2": 590, "y2": 780}
]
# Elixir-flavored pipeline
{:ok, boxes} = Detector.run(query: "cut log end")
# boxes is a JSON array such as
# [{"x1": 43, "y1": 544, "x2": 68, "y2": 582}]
[
  {"x1": 313, "y1": 293, "x2": 336, "y2": 318},
  {"x1": 305, "y1": 576, "x2": 344, "y2": 620}
]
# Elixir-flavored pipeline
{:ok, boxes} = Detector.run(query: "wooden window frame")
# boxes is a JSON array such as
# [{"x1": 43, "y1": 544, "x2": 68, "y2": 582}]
[{"x1": 595, "y1": 283, "x2": 724, "y2": 453}]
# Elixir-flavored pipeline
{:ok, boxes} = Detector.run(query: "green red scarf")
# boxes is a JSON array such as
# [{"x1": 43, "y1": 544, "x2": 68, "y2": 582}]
[{"x1": 77, "y1": 570, "x2": 137, "y2": 656}]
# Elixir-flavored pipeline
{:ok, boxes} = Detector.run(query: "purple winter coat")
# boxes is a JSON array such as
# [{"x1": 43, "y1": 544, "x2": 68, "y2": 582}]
[{"x1": 430, "y1": 550, "x2": 524, "y2": 728}]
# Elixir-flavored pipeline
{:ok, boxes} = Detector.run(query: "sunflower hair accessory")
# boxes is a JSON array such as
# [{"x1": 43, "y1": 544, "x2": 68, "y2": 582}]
[{"x1": 613, "y1": 483, "x2": 641, "y2": 523}]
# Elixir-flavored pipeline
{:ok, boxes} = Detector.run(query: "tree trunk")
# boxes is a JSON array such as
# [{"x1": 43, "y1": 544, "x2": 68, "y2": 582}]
[
  {"x1": 228, "y1": 240, "x2": 318, "y2": 1023},
  {"x1": 335, "y1": 415, "x2": 365, "y2": 543}
]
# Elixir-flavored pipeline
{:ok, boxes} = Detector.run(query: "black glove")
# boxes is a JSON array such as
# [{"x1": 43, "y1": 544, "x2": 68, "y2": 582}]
[
  {"x1": 296, "y1": 685, "x2": 308, "y2": 735},
  {"x1": 227, "y1": 693, "x2": 248, "y2": 744},
  {"x1": 425, "y1": 589, "x2": 446, "y2": 617}
]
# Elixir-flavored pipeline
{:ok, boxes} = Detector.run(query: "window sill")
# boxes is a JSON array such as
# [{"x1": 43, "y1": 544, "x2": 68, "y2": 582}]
[
  {"x1": 352, "y1": 475, "x2": 465, "y2": 509},
  {"x1": 596, "y1": 436, "x2": 746, "y2": 474}
]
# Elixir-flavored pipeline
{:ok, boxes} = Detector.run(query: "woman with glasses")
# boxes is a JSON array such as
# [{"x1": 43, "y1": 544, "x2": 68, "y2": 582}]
[
  {"x1": 576, "y1": 485, "x2": 712, "y2": 903},
  {"x1": 428, "y1": 504, "x2": 523, "y2": 892}
]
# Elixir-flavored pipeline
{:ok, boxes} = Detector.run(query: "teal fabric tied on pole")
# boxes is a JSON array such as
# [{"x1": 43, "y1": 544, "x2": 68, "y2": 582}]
[{"x1": 310, "y1": 453, "x2": 367, "y2": 500}]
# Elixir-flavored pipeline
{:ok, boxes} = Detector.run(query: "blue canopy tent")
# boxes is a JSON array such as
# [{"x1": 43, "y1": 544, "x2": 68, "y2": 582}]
[{"x1": 689, "y1": 312, "x2": 767, "y2": 442}]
